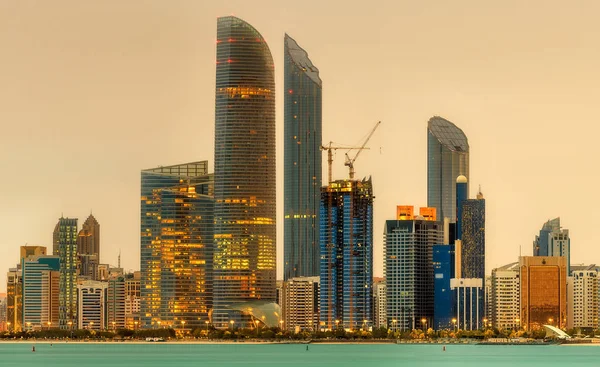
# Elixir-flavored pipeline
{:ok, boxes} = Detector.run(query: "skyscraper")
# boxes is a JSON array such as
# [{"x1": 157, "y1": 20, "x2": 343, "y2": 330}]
[
  {"x1": 385, "y1": 206, "x2": 443, "y2": 332},
  {"x1": 427, "y1": 116, "x2": 469, "y2": 223},
  {"x1": 54, "y1": 217, "x2": 78, "y2": 329},
  {"x1": 433, "y1": 244, "x2": 455, "y2": 330},
  {"x1": 77, "y1": 214, "x2": 100, "y2": 280},
  {"x1": 491, "y1": 262, "x2": 520, "y2": 330},
  {"x1": 213, "y1": 16, "x2": 277, "y2": 328},
  {"x1": 320, "y1": 179, "x2": 373, "y2": 330},
  {"x1": 22, "y1": 255, "x2": 60, "y2": 330},
  {"x1": 77, "y1": 280, "x2": 107, "y2": 330},
  {"x1": 140, "y1": 161, "x2": 214, "y2": 330},
  {"x1": 533, "y1": 218, "x2": 570, "y2": 274},
  {"x1": 283, "y1": 34, "x2": 322, "y2": 281},
  {"x1": 460, "y1": 191, "x2": 486, "y2": 279}
]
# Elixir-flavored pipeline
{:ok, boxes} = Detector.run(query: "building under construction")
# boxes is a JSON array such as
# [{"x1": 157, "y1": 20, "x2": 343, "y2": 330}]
[{"x1": 319, "y1": 178, "x2": 373, "y2": 331}]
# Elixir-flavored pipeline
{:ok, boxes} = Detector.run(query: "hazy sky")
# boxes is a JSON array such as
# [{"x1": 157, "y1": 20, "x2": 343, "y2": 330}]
[{"x1": 2, "y1": 0, "x2": 599, "y2": 290}]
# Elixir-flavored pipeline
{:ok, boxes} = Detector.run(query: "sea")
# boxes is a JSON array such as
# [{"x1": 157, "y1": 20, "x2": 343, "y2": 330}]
[{"x1": 1, "y1": 342, "x2": 598, "y2": 367}]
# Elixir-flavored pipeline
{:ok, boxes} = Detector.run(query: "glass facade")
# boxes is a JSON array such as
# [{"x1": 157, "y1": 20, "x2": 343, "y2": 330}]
[
  {"x1": 140, "y1": 161, "x2": 214, "y2": 330},
  {"x1": 461, "y1": 196, "x2": 485, "y2": 279},
  {"x1": 21, "y1": 256, "x2": 60, "y2": 330},
  {"x1": 427, "y1": 116, "x2": 469, "y2": 223},
  {"x1": 319, "y1": 179, "x2": 373, "y2": 330},
  {"x1": 213, "y1": 16, "x2": 277, "y2": 328},
  {"x1": 77, "y1": 214, "x2": 100, "y2": 280},
  {"x1": 384, "y1": 217, "x2": 443, "y2": 332},
  {"x1": 533, "y1": 218, "x2": 570, "y2": 274},
  {"x1": 54, "y1": 217, "x2": 78, "y2": 329},
  {"x1": 433, "y1": 244, "x2": 455, "y2": 330},
  {"x1": 283, "y1": 34, "x2": 322, "y2": 280}
]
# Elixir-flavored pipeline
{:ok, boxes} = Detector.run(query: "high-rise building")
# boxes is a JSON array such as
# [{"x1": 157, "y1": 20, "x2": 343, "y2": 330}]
[
  {"x1": 140, "y1": 161, "x2": 214, "y2": 330},
  {"x1": 0, "y1": 293, "x2": 6, "y2": 331},
  {"x1": 385, "y1": 206, "x2": 443, "y2": 332},
  {"x1": 491, "y1": 262, "x2": 520, "y2": 330},
  {"x1": 433, "y1": 244, "x2": 456, "y2": 330},
  {"x1": 320, "y1": 179, "x2": 373, "y2": 330},
  {"x1": 520, "y1": 256, "x2": 567, "y2": 330},
  {"x1": 22, "y1": 256, "x2": 60, "y2": 330},
  {"x1": 283, "y1": 34, "x2": 322, "y2": 281},
  {"x1": 427, "y1": 116, "x2": 469, "y2": 223},
  {"x1": 373, "y1": 278, "x2": 387, "y2": 329},
  {"x1": 460, "y1": 191, "x2": 485, "y2": 279},
  {"x1": 455, "y1": 176, "x2": 468, "y2": 240},
  {"x1": 107, "y1": 275, "x2": 126, "y2": 330},
  {"x1": 77, "y1": 214, "x2": 100, "y2": 280},
  {"x1": 54, "y1": 217, "x2": 78, "y2": 329},
  {"x1": 213, "y1": 16, "x2": 277, "y2": 329},
  {"x1": 6, "y1": 268, "x2": 22, "y2": 331},
  {"x1": 77, "y1": 280, "x2": 107, "y2": 331},
  {"x1": 125, "y1": 271, "x2": 141, "y2": 330},
  {"x1": 281, "y1": 276, "x2": 319, "y2": 332},
  {"x1": 533, "y1": 218, "x2": 570, "y2": 275},
  {"x1": 567, "y1": 269, "x2": 598, "y2": 329}
]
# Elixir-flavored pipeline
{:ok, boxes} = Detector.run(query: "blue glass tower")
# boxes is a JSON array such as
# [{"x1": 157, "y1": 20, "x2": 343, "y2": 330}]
[
  {"x1": 213, "y1": 16, "x2": 277, "y2": 328},
  {"x1": 427, "y1": 116, "x2": 469, "y2": 223},
  {"x1": 533, "y1": 218, "x2": 570, "y2": 274},
  {"x1": 433, "y1": 244, "x2": 455, "y2": 330},
  {"x1": 283, "y1": 34, "x2": 322, "y2": 280},
  {"x1": 461, "y1": 192, "x2": 485, "y2": 279},
  {"x1": 320, "y1": 179, "x2": 373, "y2": 330},
  {"x1": 455, "y1": 175, "x2": 468, "y2": 240}
]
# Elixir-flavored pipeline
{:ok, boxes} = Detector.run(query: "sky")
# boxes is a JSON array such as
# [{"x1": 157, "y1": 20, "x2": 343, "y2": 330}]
[{"x1": 1, "y1": 0, "x2": 599, "y2": 290}]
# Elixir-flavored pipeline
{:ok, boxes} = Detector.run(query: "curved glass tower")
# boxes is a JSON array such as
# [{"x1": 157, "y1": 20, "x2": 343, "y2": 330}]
[
  {"x1": 213, "y1": 16, "x2": 276, "y2": 328},
  {"x1": 283, "y1": 34, "x2": 322, "y2": 280},
  {"x1": 427, "y1": 116, "x2": 469, "y2": 222}
]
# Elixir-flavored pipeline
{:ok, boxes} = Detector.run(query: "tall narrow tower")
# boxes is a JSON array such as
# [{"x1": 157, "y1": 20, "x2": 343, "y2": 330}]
[
  {"x1": 54, "y1": 217, "x2": 78, "y2": 329},
  {"x1": 283, "y1": 34, "x2": 322, "y2": 280},
  {"x1": 213, "y1": 16, "x2": 277, "y2": 328},
  {"x1": 427, "y1": 116, "x2": 469, "y2": 223}
]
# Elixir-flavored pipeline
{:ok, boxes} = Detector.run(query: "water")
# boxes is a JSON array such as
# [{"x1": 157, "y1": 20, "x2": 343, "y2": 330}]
[{"x1": 1, "y1": 342, "x2": 598, "y2": 367}]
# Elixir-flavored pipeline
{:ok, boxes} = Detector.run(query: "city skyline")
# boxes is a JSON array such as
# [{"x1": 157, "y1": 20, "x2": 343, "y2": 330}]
[{"x1": 2, "y1": 1, "x2": 600, "y2": 290}]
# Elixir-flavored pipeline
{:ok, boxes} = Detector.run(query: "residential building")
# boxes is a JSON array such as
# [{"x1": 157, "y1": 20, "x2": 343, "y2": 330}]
[
  {"x1": 320, "y1": 179, "x2": 373, "y2": 330},
  {"x1": 22, "y1": 256, "x2": 60, "y2": 330},
  {"x1": 451, "y1": 278, "x2": 484, "y2": 330},
  {"x1": 77, "y1": 280, "x2": 107, "y2": 331},
  {"x1": 213, "y1": 16, "x2": 277, "y2": 329},
  {"x1": 567, "y1": 269, "x2": 598, "y2": 329},
  {"x1": 125, "y1": 272, "x2": 141, "y2": 330},
  {"x1": 533, "y1": 218, "x2": 570, "y2": 274},
  {"x1": 520, "y1": 256, "x2": 567, "y2": 330},
  {"x1": 427, "y1": 116, "x2": 469, "y2": 223},
  {"x1": 140, "y1": 161, "x2": 214, "y2": 330},
  {"x1": 6, "y1": 268, "x2": 22, "y2": 331},
  {"x1": 107, "y1": 276, "x2": 126, "y2": 330},
  {"x1": 491, "y1": 262, "x2": 520, "y2": 330},
  {"x1": 281, "y1": 277, "x2": 319, "y2": 332},
  {"x1": 373, "y1": 278, "x2": 387, "y2": 329},
  {"x1": 54, "y1": 217, "x2": 78, "y2": 329},
  {"x1": 385, "y1": 206, "x2": 443, "y2": 332}
]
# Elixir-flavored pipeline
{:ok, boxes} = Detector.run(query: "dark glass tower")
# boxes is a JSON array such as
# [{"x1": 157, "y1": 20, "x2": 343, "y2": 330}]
[
  {"x1": 213, "y1": 16, "x2": 277, "y2": 328},
  {"x1": 54, "y1": 217, "x2": 78, "y2": 329},
  {"x1": 77, "y1": 214, "x2": 100, "y2": 280},
  {"x1": 460, "y1": 191, "x2": 486, "y2": 279},
  {"x1": 283, "y1": 34, "x2": 322, "y2": 280},
  {"x1": 140, "y1": 161, "x2": 214, "y2": 330},
  {"x1": 427, "y1": 116, "x2": 469, "y2": 222},
  {"x1": 320, "y1": 179, "x2": 373, "y2": 330}
]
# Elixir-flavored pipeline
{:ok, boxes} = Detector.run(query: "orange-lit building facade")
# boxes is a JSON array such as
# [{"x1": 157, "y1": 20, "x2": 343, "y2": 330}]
[{"x1": 520, "y1": 256, "x2": 567, "y2": 330}]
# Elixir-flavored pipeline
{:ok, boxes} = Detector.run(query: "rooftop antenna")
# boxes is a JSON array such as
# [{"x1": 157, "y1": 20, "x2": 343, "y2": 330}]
[{"x1": 118, "y1": 250, "x2": 121, "y2": 269}]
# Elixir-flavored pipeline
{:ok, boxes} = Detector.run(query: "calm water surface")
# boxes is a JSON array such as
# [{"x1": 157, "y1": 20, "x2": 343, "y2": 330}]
[{"x1": 1, "y1": 342, "x2": 598, "y2": 367}]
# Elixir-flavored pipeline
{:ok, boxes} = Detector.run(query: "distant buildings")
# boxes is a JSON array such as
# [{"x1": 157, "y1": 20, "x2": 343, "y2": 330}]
[
  {"x1": 385, "y1": 206, "x2": 443, "y2": 332},
  {"x1": 491, "y1": 262, "x2": 520, "y2": 330},
  {"x1": 77, "y1": 214, "x2": 100, "y2": 280},
  {"x1": 22, "y1": 255, "x2": 60, "y2": 330},
  {"x1": 373, "y1": 278, "x2": 387, "y2": 329},
  {"x1": 451, "y1": 278, "x2": 484, "y2": 330},
  {"x1": 520, "y1": 256, "x2": 567, "y2": 330},
  {"x1": 533, "y1": 218, "x2": 570, "y2": 275},
  {"x1": 107, "y1": 275, "x2": 126, "y2": 330},
  {"x1": 283, "y1": 34, "x2": 322, "y2": 281},
  {"x1": 280, "y1": 276, "x2": 319, "y2": 332},
  {"x1": 213, "y1": 16, "x2": 277, "y2": 329},
  {"x1": 460, "y1": 191, "x2": 485, "y2": 279},
  {"x1": 427, "y1": 116, "x2": 469, "y2": 223},
  {"x1": 320, "y1": 179, "x2": 373, "y2": 330},
  {"x1": 6, "y1": 268, "x2": 22, "y2": 331},
  {"x1": 433, "y1": 244, "x2": 456, "y2": 330},
  {"x1": 140, "y1": 161, "x2": 214, "y2": 330},
  {"x1": 54, "y1": 217, "x2": 78, "y2": 329}
]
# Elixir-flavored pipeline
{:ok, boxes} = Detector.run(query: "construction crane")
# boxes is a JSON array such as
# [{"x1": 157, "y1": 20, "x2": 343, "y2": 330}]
[
  {"x1": 344, "y1": 121, "x2": 381, "y2": 180},
  {"x1": 320, "y1": 143, "x2": 367, "y2": 184}
]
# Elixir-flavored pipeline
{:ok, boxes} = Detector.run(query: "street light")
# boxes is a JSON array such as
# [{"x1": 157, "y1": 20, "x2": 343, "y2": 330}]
[
  {"x1": 229, "y1": 320, "x2": 234, "y2": 331},
  {"x1": 205, "y1": 320, "x2": 210, "y2": 337},
  {"x1": 90, "y1": 321, "x2": 94, "y2": 331},
  {"x1": 26, "y1": 322, "x2": 32, "y2": 332},
  {"x1": 483, "y1": 318, "x2": 488, "y2": 330},
  {"x1": 47, "y1": 321, "x2": 52, "y2": 330},
  {"x1": 548, "y1": 318, "x2": 553, "y2": 326},
  {"x1": 112, "y1": 321, "x2": 116, "y2": 331},
  {"x1": 363, "y1": 319, "x2": 368, "y2": 332},
  {"x1": 181, "y1": 320, "x2": 186, "y2": 335},
  {"x1": 451, "y1": 318, "x2": 457, "y2": 332},
  {"x1": 391, "y1": 319, "x2": 397, "y2": 332},
  {"x1": 158, "y1": 321, "x2": 162, "y2": 329},
  {"x1": 335, "y1": 320, "x2": 340, "y2": 330},
  {"x1": 6, "y1": 322, "x2": 11, "y2": 332},
  {"x1": 515, "y1": 318, "x2": 520, "y2": 331},
  {"x1": 279, "y1": 320, "x2": 284, "y2": 331},
  {"x1": 421, "y1": 318, "x2": 427, "y2": 332},
  {"x1": 255, "y1": 319, "x2": 260, "y2": 337}
]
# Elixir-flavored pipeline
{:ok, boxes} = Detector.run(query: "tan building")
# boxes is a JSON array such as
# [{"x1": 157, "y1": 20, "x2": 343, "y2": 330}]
[
  {"x1": 519, "y1": 256, "x2": 567, "y2": 330},
  {"x1": 41, "y1": 270, "x2": 60, "y2": 328},
  {"x1": 373, "y1": 277, "x2": 387, "y2": 328},
  {"x1": 6, "y1": 268, "x2": 22, "y2": 331},
  {"x1": 20, "y1": 246, "x2": 47, "y2": 260},
  {"x1": 281, "y1": 277, "x2": 319, "y2": 332},
  {"x1": 567, "y1": 267, "x2": 598, "y2": 329},
  {"x1": 491, "y1": 262, "x2": 520, "y2": 330},
  {"x1": 125, "y1": 272, "x2": 141, "y2": 329}
]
